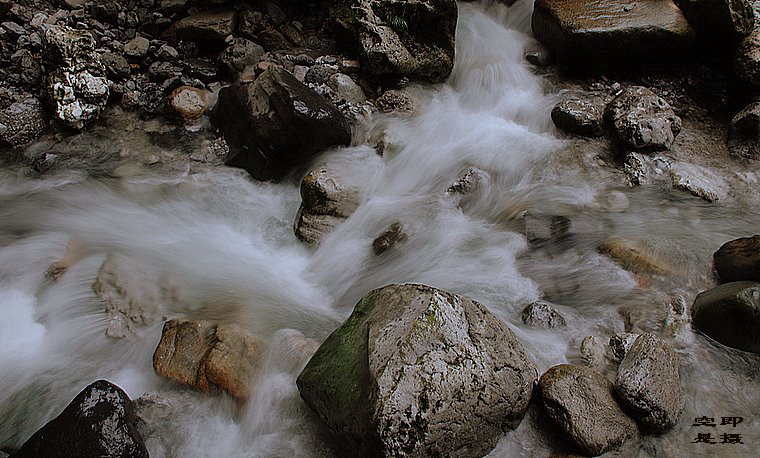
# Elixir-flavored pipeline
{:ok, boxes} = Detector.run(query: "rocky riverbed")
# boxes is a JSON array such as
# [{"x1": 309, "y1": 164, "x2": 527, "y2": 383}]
[{"x1": 1, "y1": 0, "x2": 760, "y2": 457}]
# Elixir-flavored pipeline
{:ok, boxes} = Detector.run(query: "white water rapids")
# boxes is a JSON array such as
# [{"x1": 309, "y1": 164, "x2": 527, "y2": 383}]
[{"x1": 1, "y1": 1, "x2": 759, "y2": 456}]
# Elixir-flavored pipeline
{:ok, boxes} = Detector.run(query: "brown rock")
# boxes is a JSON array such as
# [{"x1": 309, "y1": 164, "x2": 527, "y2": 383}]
[
  {"x1": 174, "y1": 9, "x2": 237, "y2": 41},
  {"x1": 372, "y1": 222, "x2": 407, "y2": 255},
  {"x1": 598, "y1": 238, "x2": 670, "y2": 276},
  {"x1": 169, "y1": 86, "x2": 207, "y2": 120},
  {"x1": 714, "y1": 235, "x2": 760, "y2": 283}
]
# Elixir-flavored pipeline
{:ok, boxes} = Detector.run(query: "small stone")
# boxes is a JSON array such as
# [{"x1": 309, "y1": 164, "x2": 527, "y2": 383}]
[
  {"x1": 100, "y1": 51, "x2": 131, "y2": 79},
  {"x1": 0, "y1": 97, "x2": 47, "y2": 147},
  {"x1": 551, "y1": 98, "x2": 604, "y2": 137},
  {"x1": 521, "y1": 300, "x2": 567, "y2": 329},
  {"x1": 609, "y1": 332, "x2": 640, "y2": 362},
  {"x1": 327, "y1": 73, "x2": 366, "y2": 104},
  {"x1": 714, "y1": 235, "x2": 760, "y2": 283},
  {"x1": 124, "y1": 35, "x2": 150, "y2": 58},
  {"x1": 219, "y1": 38, "x2": 264, "y2": 73},
  {"x1": 1, "y1": 21, "x2": 25, "y2": 36},
  {"x1": 169, "y1": 85, "x2": 207, "y2": 120},
  {"x1": 376, "y1": 89, "x2": 415, "y2": 114},
  {"x1": 372, "y1": 222, "x2": 407, "y2": 255},
  {"x1": 580, "y1": 335, "x2": 607, "y2": 368},
  {"x1": 155, "y1": 44, "x2": 179, "y2": 61}
]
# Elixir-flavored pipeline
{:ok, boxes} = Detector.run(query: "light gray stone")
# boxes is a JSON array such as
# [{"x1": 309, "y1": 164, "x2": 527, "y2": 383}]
[{"x1": 521, "y1": 300, "x2": 567, "y2": 329}]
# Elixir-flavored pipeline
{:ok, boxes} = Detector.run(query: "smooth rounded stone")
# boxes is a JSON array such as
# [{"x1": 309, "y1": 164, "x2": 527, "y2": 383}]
[
  {"x1": 615, "y1": 333, "x2": 684, "y2": 432},
  {"x1": 297, "y1": 284, "x2": 536, "y2": 457},
  {"x1": 372, "y1": 222, "x2": 407, "y2": 255},
  {"x1": 219, "y1": 38, "x2": 264, "y2": 74},
  {"x1": 521, "y1": 300, "x2": 567, "y2": 329},
  {"x1": 598, "y1": 237, "x2": 671, "y2": 276},
  {"x1": 736, "y1": 28, "x2": 760, "y2": 86},
  {"x1": 376, "y1": 89, "x2": 415, "y2": 114},
  {"x1": 123, "y1": 35, "x2": 149, "y2": 58},
  {"x1": 551, "y1": 98, "x2": 604, "y2": 137},
  {"x1": 609, "y1": 332, "x2": 640, "y2": 362},
  {"x1": 153, "y1": 319, "x2": 261, "y2": 401},
  {"x1": 729, "y1": 102, "x2": 759, "y2": 159},
  {"x1": 692, "y1": 281, "x2": 760, "y2": 354},
  {"x1": 169, "y1": 85, "x2": 207, "y2": 120},
  {"x1": 532, "y1": 0, "x2": 695, "y2": 70},
  {"x1": 538, "y1": 364, "x2": 637, "y2": 456},
  {"x1": 332, "y1": 0, "x2": 458, "y2": 83},
  {"x1": 211, "y1": 67, "x2": 350, "y2": 180},
  {"x1": 174, "y1": 9, "x2": 237, "y2": 41},
  {"x1": 525, "y1": 40, "x2": 553, "y2": 66},
  {"x1": 714, "y1": 235, "x2": 760, "y2": 283},
  {"x1": 327, "y1": 73, "x2": 366, "y2": 104},
  {"x1": 11, "y1": 380, "x2": 148, "y2": 458},
  {"x1": 676, "y1": 0, "x2": 755, "y2": 41},
  {"x1": 0, "y1": 97, "x2": 47, "y2": 147},
  {"x1": 605, "y1": 86, "x2": 682, "y2": 151}
]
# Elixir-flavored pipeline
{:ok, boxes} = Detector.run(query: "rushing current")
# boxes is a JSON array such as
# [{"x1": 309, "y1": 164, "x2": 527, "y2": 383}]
[{"x1": 1, "y1": 1, "x2": 759, "y2": 456}]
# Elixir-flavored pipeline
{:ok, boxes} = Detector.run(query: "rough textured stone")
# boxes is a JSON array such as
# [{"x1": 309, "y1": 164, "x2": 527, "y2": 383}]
[
  {"x1": 100, "y1": 52, "x2": 131, "y2": 80},
  {"x1": 211, "y1": 67, "x2": 350, "y2": 180},
  {"x1": 376, "y1": 88, "x2": 416, "y2": 113},
  {"x1": 297, "y1": 284, "x2": 536, "y2": 457},
  {"x1": 532, "y1": 0, "x2": 695, "y2": 70},
  {"x1": 538, "y1": 364, "x2": 637, "y2": 456},
  {"x1": 521, "y1": 300, "x2": 567, "y2": 329},
  {"x1": 153, "y1": 319, "x2": 261, "y2": 401},
  {"x1": 0, "y1": 97, "x2": 47, "y2": 147},
  {"x1": 605, "y1": 86, "x2": 682, "y2": 151},
  {"x1": 668, "y1": 161, "x2": 728, "y2": 202},
  {"x1": 736, "y1": 28, "x2": 760, "y2": 86},
  {"x1": 551, "y1": 98, "x2": 604, "y2": 137},
  {"x1": 615, "y1": 334, "x2": 684, "y2": 432},
  {"x1": 169, "y1": 86, "x2": 207, "y2": 120},
  {"x1": 294, "y1": 165, "x2": 361, "y2": 244},
  {"x1": 714, "y1": 235, "x2": 760, "y2": 283},
  {"x1": 372, "y1": 222, "x2": 407, "y2": 255},
  {"x1": 729, "y1": 101, "x2": 759, "y2": 158},
  {"x1": 327, "y1": 73, "x2": 366, "y2": 104},
  {"x1": 676, "y1": 0, "x2": 755, "y2": 41},
  {"x1": 692, "y1": 281, "x2": 760, "y2": 353},
  {"x1": 609, "y1": 332, "x2": 640, "y2": 362},
  {"x1": 219, "y1": 38, "x2": 264, "y2": 73},
  {"x1": 11, "y1": 380, "x2": 148, "y2": 458},
  {"x1": 174, "y1": 9, "x2": 237, "y2": 41},
  {"x1": 123, "y1": 35, "x2": 150, "y2": 58},
  {"x1": 332, "y1": 0, "x2": 458, "y2": 83}
]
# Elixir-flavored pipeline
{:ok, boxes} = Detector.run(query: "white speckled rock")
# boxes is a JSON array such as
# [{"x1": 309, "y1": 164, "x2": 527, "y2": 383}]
[
  {"x1": 297, "y1": 283, "x2": 536, "y2": 457},
  {"x1": 606, "y1": 86, "x2": 682, "y2": 151}
]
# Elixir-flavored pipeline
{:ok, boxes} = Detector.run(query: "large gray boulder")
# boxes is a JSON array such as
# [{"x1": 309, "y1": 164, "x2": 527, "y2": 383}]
[
  {"x1": 211, "y1": 67, "x2": 351, "y2": 180},
  {"x1": 714, "y1": 235, "x2": 760, "y2": 283},
  {"x1": 294, "y1": 165, "x2": 361, "y2": 244},
  {"x1": 605, "y1": 86, "x2": 682, "y2": 151},
  {"x1": 538, "y1": 364, "x2": 637, "y2": 456},
  {"x1": 676, "y1": 0, "x2": 755, "y2": 41},
  {"x1": 532, "y1": 0, "x2": 695, "y2": 70},
  {"x1": 10, "y1": 380, "x2": 148, "y2": 458},
  {"x1": 615, "y1": 333, "x2": 684, "y2": 432},
  {"x1": 692, "y1": 281, "x2": 760, "y2": 353},
  {"x1": 332, "y1": 0, "x2": 457, "y2": 83},
  {"x1": 297, "y1": 284, "x2": 536, "y2": 457}
]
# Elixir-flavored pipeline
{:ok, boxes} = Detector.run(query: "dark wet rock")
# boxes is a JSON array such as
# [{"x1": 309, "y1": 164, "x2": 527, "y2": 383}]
[
  {"x1": 297, "y1": 283, "x2": 536, "y2": 457},
  {"x1": 0, "y1": 96, "x2": 47, "y2": 147},
  {"x1": 692, "y1": 281, "x2": 760, "y2": 354},
  {"x1": 100, "y1": 52, "x2": 131, "y2": 80},
  {"x1": 521, "y1": 300, "x2": 567, "y2": 329},
  {"x1": 372, "y1": 222, "x2": 407, "y2": 255},
  {"x1": 714, "y1": 235, "x2": 760, "y2": 283},
  {"x1": 169, "y1": 85, "x2": 207, "y2": 120},
  {"x1": 294, "y1": 165, "x2": 361, "y2": 244},
  {"x1": 332, "y1": 0, "x2": 458, "y2": 83},
  {"x1": 376, "y1": 88, "x2": 415, "y2": 113},
  {"x1": 153, "y1": 319, "x2": 261, "y2": 401},
  {"x1": 1, "y1": 20, "x2": 25, "y2": 36},
  {"x1": 538, "y1": 364, "x2": 637, "y2": 456},
  {"x1": 605, "y1": 86, "x2": 682, "y2": 151},
  {"x1": 148, "y1": 61, "x2": 183, "y2": 81},
  {"x1": 532, "y1": 0, "x2": 695, "y2": 70},
  {"x1": 736, "y1": 28, "x2": 760, "y2": 86},
  {"x1": 183, "y1": 58, "x2": 219, "y2": 82},
  {"x1": 174, "y1": 9, "x2": 237, "y2": 42},
  {"x1": 12, "y1": 50, "x2": 43, "y2": 87},
  {"x1": 609, "y1": 332, "x2": 639, "y2": 362},
  {"x1": 211, "y1": 66, "x2": 350, "y2": 180},
  {"x1": 219, "y1": 38, "x2": 264, "y2": 74},
  {"x1": 676, "y1": 0, "x2": 755, "y2": 42},
  {"x1": 123, "y1": 35, "x2": 150, "y2": 58},
  {"x1": 305, "y1": 64, "x2": 339, "y2": 84},
  {"x1": 11, "y1": 380, "x2": 148, "y2": 458},
  {"x1": 446, "y1": 167, "x2": 488, "y2": 196},
  {"x1": 729, "y1": 101, "x2": 759, "y2": 158},
  {"x1": 155, "y1": 43, "x2": 180, "y2": 61},
  {"x1": 615, "y1": 333, "x2": 684, "y2": 432},
  {"x1": 159, "y1": 0, "x2": 189, "y2": 13},
  {"x1": 551, "y1": 98, "x2": 604, "y2": 137}
]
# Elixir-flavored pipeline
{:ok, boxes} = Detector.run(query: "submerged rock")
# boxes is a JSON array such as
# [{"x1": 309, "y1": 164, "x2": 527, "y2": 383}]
[
  {"x1": 551, "y1": 98, "x2": 604, "y2": 137},
  {"x1": 615, "y1": 333, "x2": 684, "y2": 432},
  {"x1": 297, "y1": 284, "x2": 536, "y2": 457},
  {"x1": 375, "y1": 89, "x2": 416, "y2": 113},
  {"x1": 372, "y1": 222, "x2": 407, "y2": 255},
  {"x1": 538, "y1": 364, "x2": 637, "y2": 456},
  {"x1": 211, "y1": 67, "x2": 350, "y2": 180},
  {"x1": 605, "y1": 86, "x2": 682, "y2": 151},
  {"x1": 11, "y1": 380, "x2": 148, "y2": 458},
  {"x1": 714, "y1": 235, "x2": 760, "y2": 283},
  {"x1": 668, "y1": 161, "x2": 728, "y2": 202},
  {"x1": 294, "y1": 165, "x2": 361, "y2": 244},
  {"x1": 598, "y1": 237, "x2": 670, "y2": 276},
  {"x1": 692, "y1": 281, "x2": 760, "y2": 354},
  {"x1": 521, "y1": 300, "x2": 567, "y2": 329}
]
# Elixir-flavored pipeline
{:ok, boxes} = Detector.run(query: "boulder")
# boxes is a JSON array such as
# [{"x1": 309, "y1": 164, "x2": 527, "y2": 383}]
[
  {"x1": 729, "y1": 102, "x2": 759, "y2": 158},
  {"x1": 668, "y1": 162, "x2": 728, "y2": 202},
  {"x1": 551, "y1": 98, "x2": 604, "y2": 137},
  {"x1": 692, "y1": 281, "x2": 760, "y2": 353},
  {"x1": 11, "y1": 380, "x2": 148, "y2": 458},
  {"x1": 532, "y1": 0, "x2": 695, "y2": 70},
  {"x1": 174, "y1": 9, "x2": 237, "y2": 41},
  {"x1": 332, "y1": 0, "x2": 458, "y2": 83},
  {"x1": 153, "y1": 319, "x2": 261, "y2": 401},
  {"x1": 521, "y1": 300, "x2": 567, "y2": 329},
  {"x1": 614, "y1": 333, "x2": 684, "y2": 432},
  {"x1": 676, "y1": 0, "x2": 755, "y2": 41},
  {"x1": 372, "y1": 222, "x2": 407, "y2": 255},
  {"x1": 714, "y1": 235, "x2": 760, "y2": 283},
  {"x1": 294, "y1": 165, "x2": 361, "y2": 244},
  {"x1": 0, "y1": 97, "x2": 47, "y2": 147},
  {"x1": 538, "y1": 364, "x2": 637, "y2": 456},
  {"x1": 605, "y1": 86, "x2": 682, "y2": 151},
  {"x1": 169, "y1": 86, "x2": 208, "y2": 120},
  {"x1": 736, "y1": 28, "x2": 760, "y2": 86},
  {"x1": 297, "y1": 284, "x2": 536, "y2": 457},
  {"x1": 211, "y1": 67, "x2": 351, "y2": 180}
]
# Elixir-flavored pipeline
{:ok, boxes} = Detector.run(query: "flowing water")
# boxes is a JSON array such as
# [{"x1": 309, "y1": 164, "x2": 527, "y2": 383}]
[{"x1": 1, "y1": 1, "x2": 759, "y2": 456}]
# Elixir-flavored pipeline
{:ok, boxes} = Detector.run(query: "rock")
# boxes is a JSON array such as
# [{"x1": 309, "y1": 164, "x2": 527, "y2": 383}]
[
  {"x1": 159, "y1": 0, "x2": 188, "y2": 13},
  {"x1": 551, "y1": 98, "x2": 604, "y2": 137},
  {"x1": 11, "y1": 380, "x2": 148, "y2": 458},
  {"x1": 100, "y1": 52, "x2": 131, "y2": 80},
  {"x1": 521, "y1": 300, "x2": 567, "y2": 329},
  {"x1": 155, "y1": 44, "x2": 179, "y2": 61},
  {"x1": 332, "y1": 0, "x2": 458, "y2": 83},
  {"x1": 43, "y1": 25, "x2": 109, "y2": 130},
  {"x1": 714, "y1": 235, "x2": 760, "y2": 283},
  {"x1": 532, "y1": 0, "x2": 695, "y2": 70},
  {"x1": 123, "y1": 35, "x2": 150, "y2": 58},
  {"x1": 538, "y1": 364, "x2": 637, "y2": 456},
  {"x1": 692, "y1": 281, "x2": 760, "y2": 353},
  {"x1": 614, "y1": 333, "x2": 684, "y2": 432},
  {"x1": 609, "y1": 332, "x2": 640, "y2": 362},
  {"x1": 598, "y1": 237, "x2": 670, "y2": 276},
  {"x1": 676, "y1": 0, "x2": 755, "y2": 41},
  {"x1": 305, "y1": 64, "x2": 339, "y2": 84},
  {"x1": 376, "y1": 88, "x2": 415, "y2": 113},
  {"x1": 0, "y1": 97, "x2": 47, "y2": 147},
  {"x1": 1, "y1": 20, "x2": 25, "y2": 36},
  {"x1": 327, "y1": 73, "x2": 366, "y2": 104},
  {"x1": 174, "y1": 9, "x2": 237, "y2": 41},
  {"x1": 525, "y1": 40, "x2": 553, "y2": 66},
  {"x1": 729, "y1": 101, "x2": 760, "y2": 158},
  {"x1": 211, "y1": 67, "x2": 351, "y2": 180},
  {"x1": 580, "y1": 335, "x2": 607, "y2": 368},
  {"x1": 446, "y1": 167, "x2": 488, "y2": 196},
  {"x1": 169, "y1": 85, "x2": 207, "y2": 120},
  {"x1": 297, "y1": 284, "x2": 536, "y2": 457},
  {"x1": 12, "y1": 49, "x2": 43, "y2": 87},
  {"x1": 153, "y1": 319, "x2": 261, "y2": 401},
  {"x1": 219, "y1": 38, "x2": 264, "y2": 74},
  {"x1": 668, "y1": 162, "x2": 728, "y2": 202},
  {"x1": 294, "y1": 165, "x2": 361, "y2": 244},
  {"x1": 294, "y1": 210, "x2": 346, "y2": 245},
  {"x1": 736, "y1": 28, "x2": 759, "y2": 86},
  {"x1": 183, "y1": 58, "x2": 219, "y2": 82},
  {"x1": 372, "y1": 222, "x2": 407, "y2": 255},
  {"x1": 605, "y1": 86, "x2": 682, "y2": 151}
]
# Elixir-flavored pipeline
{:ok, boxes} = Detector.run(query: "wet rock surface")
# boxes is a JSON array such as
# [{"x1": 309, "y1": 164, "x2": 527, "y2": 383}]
[
  {"x1": 551, "y1": 97, "x2": 604, "y2": 137},
  {"x1": 714, "y1": 235, "x2": 760, "y2": 282},
  {"x1": 521, "y1": 300, "x2": 567, "y2": 329},
  {"x1": 372, "y1": 222, "x2": 407, "y2": 255},
  {"x1": 297, "y1": 283, "x2": 536, "y2": 457},
  {"x1": 605, "y1": 86, "x2": 682, "y2": 151},
  {"x1": 609, "y1": 332, "x2": 640, "y2": 362},
  {"x1": 692, "y1": 281, "x2": 760, "y2": 354}
]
